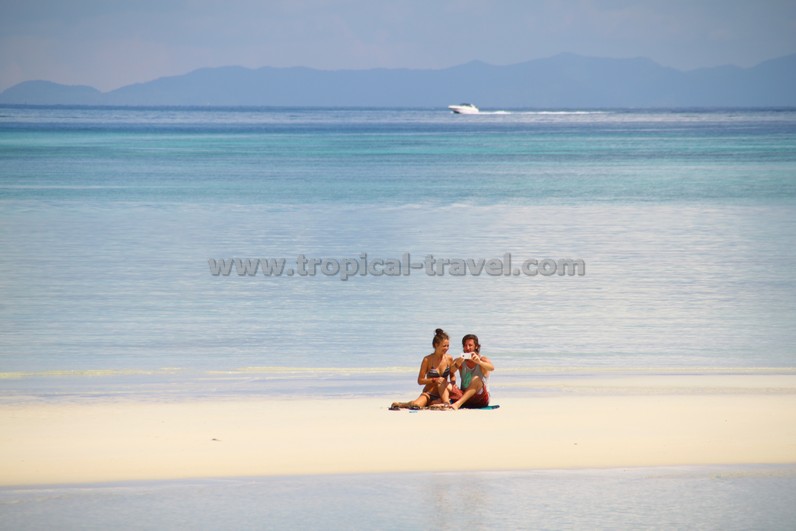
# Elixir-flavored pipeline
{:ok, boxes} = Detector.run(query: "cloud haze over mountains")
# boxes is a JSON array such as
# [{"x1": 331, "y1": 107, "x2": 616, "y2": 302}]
[{"x1": 2, "y1": 53, "x2": 795, "y2": 108}]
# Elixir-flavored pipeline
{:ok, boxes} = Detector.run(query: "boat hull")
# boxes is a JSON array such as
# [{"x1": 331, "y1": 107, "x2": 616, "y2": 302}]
[{"x1": 448, "y1": 104, "x2": 479, "y2": 114}]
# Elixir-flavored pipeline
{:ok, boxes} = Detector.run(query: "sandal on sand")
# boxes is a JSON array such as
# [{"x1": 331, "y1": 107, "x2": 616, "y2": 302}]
[{"x1": 389, "y1": 404, "x2": 401, "y2": 410}]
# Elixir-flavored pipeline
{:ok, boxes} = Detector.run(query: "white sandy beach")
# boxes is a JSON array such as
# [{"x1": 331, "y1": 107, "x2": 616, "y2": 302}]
[{"x1": 2, "y1": 373, "x2": 796, "y2": 486}]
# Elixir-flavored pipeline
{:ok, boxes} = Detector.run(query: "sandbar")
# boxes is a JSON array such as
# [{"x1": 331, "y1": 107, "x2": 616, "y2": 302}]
[{"x1": 2, "y1": 373, "x2": 796, "y2": 486}]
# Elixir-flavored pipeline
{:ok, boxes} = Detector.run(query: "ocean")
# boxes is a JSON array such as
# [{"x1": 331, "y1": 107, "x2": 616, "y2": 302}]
[
  {"x1": 1, "y1": 106, "x2": 795, "y2": 528},
  {"x1": 3, "y1": 466, "x2": 796, "y2": 530},
  {"x1": 2, "y1": 107, "x2": 795, "y2": 380}
]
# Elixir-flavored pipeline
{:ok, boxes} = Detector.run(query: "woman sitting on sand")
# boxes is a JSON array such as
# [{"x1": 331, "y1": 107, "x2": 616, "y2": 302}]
[{"x1": 389, "y1": 328, "x2": 461, "y2": 410}]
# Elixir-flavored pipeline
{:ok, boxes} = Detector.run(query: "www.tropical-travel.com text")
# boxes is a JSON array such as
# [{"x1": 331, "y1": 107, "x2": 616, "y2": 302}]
[{"x1": 208, "y1": 253, "x2": 585, "y2": 281}]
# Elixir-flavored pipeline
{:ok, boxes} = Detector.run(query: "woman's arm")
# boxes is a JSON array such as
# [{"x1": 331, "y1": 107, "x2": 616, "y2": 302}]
[
  {"x1": 445, "y1": 354, "x2": 456, "y2": 386},
  {"x1": 416, "y1": 355, "x2": 437, "y2": 386}
]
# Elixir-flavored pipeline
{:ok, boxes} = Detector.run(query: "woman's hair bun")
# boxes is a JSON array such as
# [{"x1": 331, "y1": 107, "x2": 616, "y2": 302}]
[{"x1": 432, "y1": 328, "x2": 449, "y2": 347}]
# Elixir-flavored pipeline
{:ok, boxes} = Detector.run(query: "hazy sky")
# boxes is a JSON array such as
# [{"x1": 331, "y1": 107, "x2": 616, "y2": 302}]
[{"x1": 1, "y1": 0, "x2": 795, "y2": 92}]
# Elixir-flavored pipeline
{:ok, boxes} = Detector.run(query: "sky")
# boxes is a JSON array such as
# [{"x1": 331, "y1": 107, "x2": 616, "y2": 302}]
[{"x1": 1, "y1": 0, "x2": 795, "y2": 92}]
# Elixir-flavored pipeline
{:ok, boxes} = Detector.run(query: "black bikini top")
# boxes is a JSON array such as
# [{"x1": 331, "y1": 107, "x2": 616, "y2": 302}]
[{"x1": 427, "y1": 365, "x2": 451, "y2": 379}]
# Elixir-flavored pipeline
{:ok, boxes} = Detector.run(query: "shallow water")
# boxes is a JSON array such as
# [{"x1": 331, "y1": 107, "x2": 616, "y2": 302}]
[{"x1": 2, "y1": 466, "x2": 795, "y2": 530}]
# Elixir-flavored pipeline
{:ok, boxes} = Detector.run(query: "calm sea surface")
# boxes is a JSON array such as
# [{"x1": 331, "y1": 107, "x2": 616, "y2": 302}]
[
  {"x1": 1, "y1": 106, "x2": 795, "y2": 390},
  {"x1": 2, "y1": 466, "x2": 796, "y2": 530},
  {"x1": 2, "y1": 106, "x2": 796, "y2": 528}
]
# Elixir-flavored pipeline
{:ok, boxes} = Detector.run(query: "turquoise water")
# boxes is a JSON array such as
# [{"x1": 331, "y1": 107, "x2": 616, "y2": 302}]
[{"x1": 2, "y1": 106, "x2": 795, "y2": 382}]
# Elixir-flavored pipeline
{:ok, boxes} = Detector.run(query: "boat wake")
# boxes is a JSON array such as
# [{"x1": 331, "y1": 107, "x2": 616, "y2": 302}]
[{"x1": 476, "y1": 110, "x2": 608, "y2": 115}]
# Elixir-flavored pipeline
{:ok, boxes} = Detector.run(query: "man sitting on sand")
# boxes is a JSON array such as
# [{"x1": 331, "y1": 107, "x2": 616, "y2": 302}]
[{"x1": 438, "y1": 333, "x2": 494, "y2": 410}]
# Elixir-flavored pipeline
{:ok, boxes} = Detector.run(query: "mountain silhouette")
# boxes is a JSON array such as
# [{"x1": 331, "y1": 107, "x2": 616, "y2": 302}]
[{"x1": 2, "y1": 53, "x2": 794, "y2": 107}]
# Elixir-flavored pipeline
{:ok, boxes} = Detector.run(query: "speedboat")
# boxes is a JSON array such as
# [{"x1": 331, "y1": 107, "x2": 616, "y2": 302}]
[{"x1": 448, "y1": 103, "x2": 479, "y2": 114}]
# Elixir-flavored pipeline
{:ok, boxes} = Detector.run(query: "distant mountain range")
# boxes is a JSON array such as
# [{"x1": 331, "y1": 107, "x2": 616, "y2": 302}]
[{"x1": 2, "y1": 52, "x2": 795, "y2": 108}]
